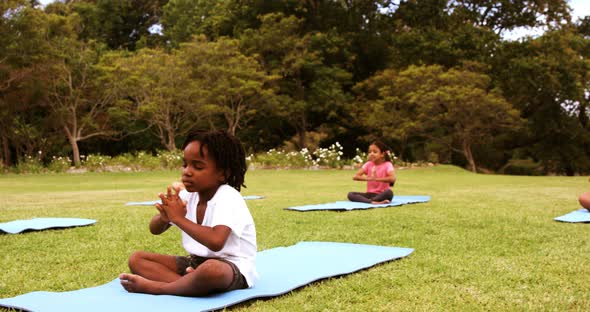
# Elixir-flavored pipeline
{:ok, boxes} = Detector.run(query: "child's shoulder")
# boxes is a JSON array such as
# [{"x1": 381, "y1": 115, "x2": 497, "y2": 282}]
[
  {"x1": 375, "y1": 160, "x2": 394, "y2": 169},
  {"x1": 215, "y1": 185, "x2": 244, "y2": 200},
  {"x1": 218, "y1": 184, "x2": 240, "y2": 193}
]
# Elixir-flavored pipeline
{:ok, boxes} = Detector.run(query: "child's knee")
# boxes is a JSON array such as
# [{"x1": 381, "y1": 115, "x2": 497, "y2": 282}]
[
  {"x1": 386, "y1": 189, "x2": 394, "y2": 199},
  {"x1": 128, "y1": 251, "x2": 147, "y2": 270},
  {"x1": 347, "y1": 192, "x2": 355, "y2": 201},
  {"x1": 197, "y1": 260, "x2": 229, "y2": 280},
  {"x1": 579, "y1": 192, "x2": 590, "y2": 209}
]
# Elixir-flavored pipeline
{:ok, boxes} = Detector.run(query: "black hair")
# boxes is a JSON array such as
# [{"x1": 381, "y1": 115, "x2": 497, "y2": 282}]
[
  {"x1": 182, "y1": 130, "x2": 247, "y2": 191},
  {"x1": 371, "y1": 140, "x2": 392, "y2": 163},
  {"x1": 371, "y1": 140, "x2": 394, "y2": 186}
]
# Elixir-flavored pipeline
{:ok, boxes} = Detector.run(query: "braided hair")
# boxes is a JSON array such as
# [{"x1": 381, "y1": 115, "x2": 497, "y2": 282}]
[{"x1": 182, "y1": 130, "x2": 247, "y2": 191}]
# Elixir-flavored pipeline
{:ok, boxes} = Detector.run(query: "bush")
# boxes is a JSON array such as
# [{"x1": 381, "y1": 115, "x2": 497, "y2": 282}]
[
  {"x1": 249, "y1": 143, "x2": 349, "y2": 169},
  {"x1": 313, "y1": 143, "x2": 345, "y2": 168},
  {"x1": 501, "y1": 159, "x2": 543, "y2": 176},
  {"x1": 14, "y1": 155, "x2": 45, "y2": 174},
  {"x1": 3, "y1": 143, "x2": 432, "y2": 174},
  {"x1": 249, "y1": 148, "x2": 314, "y2": 168},
  {"x1": 47, "y1": 156, "x2": 72, "y2": 173},
  {"x1": 82, "y1": 154, "x2": 112, "y2": 172},
  {"x1": 351, "y1": 148, "x2": 367, "y2": 168},
  {"x1": 134, "y1": 151, "x2": 161, "y2": 170},
  {"x1": 157, "y1": 150, "x2": 183, "y2": 170}
]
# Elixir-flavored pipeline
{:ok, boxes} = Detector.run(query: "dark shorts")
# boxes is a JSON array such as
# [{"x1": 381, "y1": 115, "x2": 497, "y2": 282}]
[{"x1": 175, "y1": 255, "x2": 248, "y2": 291}]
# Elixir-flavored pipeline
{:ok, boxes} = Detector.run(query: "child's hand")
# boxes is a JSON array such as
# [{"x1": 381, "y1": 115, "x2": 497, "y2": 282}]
[
  {"x1": 154, "y1": 202, "x2": 171, "y2": 224},
  {"x1": 158, "y1": 185, "x2": 187, "y2": 223}
]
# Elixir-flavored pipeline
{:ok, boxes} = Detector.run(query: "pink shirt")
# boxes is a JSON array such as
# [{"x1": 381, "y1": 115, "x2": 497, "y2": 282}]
[{"x1": 362, "y1": 161, "x2": 394, "y2": 193}]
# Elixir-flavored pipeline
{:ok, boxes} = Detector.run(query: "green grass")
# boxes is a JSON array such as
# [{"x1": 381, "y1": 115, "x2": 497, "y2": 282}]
[{"x1": 1, "y1": 166, "x2": 589, "y2": 310}]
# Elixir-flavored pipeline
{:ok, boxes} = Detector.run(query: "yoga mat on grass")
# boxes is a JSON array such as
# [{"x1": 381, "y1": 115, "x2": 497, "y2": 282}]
[
  {"x1": 554, "y1": 208, "x2": 590, "y2": 223},
  {"x1": 0, "y1": 241, "x2": 413, "y2": 312},
  {"x1": 125, "y1": 195, "x2": 265, "y2": 206},
  {"x1": 286, "y1": 195, "x2": 431, "y2": 211},
  {"x1": 0, "y1": 218, "x2": 96, "y2": 234}
]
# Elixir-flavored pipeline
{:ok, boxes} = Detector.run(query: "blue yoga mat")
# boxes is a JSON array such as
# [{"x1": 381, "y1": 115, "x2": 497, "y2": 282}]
[
  {"x1": 0, "y1": 241, "x2": 413, "y2": 312},
  {"x1": 0, "y1": 218, "x2": 96, "y2": 234},
  {"x1": 286, "y1": 195, "x2": 431, "y2": 211},
  {"x1": 554, "y1": 208, "x2": 590, "y2": 223},
  {"x1": 125, "y1": 195, "x2": 265, "y2": 206}
]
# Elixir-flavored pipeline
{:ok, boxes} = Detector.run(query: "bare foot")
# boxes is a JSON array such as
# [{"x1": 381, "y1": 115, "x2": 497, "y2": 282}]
[
  {"x1": 371, "y1": 199, "x2": 390, "y2": 205},
  {"x1": 119, "y1": 273, "x2": 165, "y2": 294}
]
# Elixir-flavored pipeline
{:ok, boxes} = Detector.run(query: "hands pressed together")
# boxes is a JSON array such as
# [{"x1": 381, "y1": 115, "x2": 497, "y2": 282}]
[{"x1": 155, "y1": 185, "x2": 187, "y2": 224}]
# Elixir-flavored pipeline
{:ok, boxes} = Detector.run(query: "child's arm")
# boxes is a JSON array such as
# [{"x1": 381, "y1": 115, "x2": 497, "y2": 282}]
[
  {"x1": 148, "y1": 211, "x2": 171, "y2": 235},
  {"x1": 160, "y1": 186, "x2": 231, "y2": 252},
  {"x1": 172, "y1": 219, "x2": 231, "y2": 252},
  {"x1": 352, "y1": 167, "x2": 368, "y2": 181},
  {"x1": 369, "y1": 169, "x2": 396, "y2": 184}
]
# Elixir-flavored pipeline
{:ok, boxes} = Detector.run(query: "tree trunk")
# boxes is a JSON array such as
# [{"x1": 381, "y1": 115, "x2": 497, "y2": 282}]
[
  {"x1": 226, "y1": 114, "x2": 237, "y2": 136},
  {"x1": 67, "y1": 133, "x2": 81, "y2": 167},
  {"x1": 579, "y1": 101, "x2": 588, "y2": 128},
  {"x1": 166, "y1": 129, "x2": 176, "y2": 151},
  {"x1": 1, "y1": 134, "x2": 10, "y2": 167},
  {"x1": 72, "y1": 140, "x2": 81, "y2": 167},
  {"x1": 294, "y1": 77, "x2": 307, "y2": 150},
  {"x1": 296, "y1": 127, "x2": 306, "y2": 150},
  {"x1": 462, "y1": 139, "x2": 476, "y2": 173}
]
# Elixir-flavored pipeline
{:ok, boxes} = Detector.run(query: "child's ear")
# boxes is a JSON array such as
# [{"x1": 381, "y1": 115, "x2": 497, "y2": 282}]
[{"x1": 218, "y1": 169, "x2": 230, "y2": 183}]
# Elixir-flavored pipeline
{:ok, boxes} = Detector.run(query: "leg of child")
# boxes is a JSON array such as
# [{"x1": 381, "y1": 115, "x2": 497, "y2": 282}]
[
  {"x1": 126, "y1": 251, "x2": 181, "y2": 283},
  {"x1": 580, "y1": 192, "x2": 590, "y2": 212},
  {"x1": 371, "y1": 189, "x2": 393, "y2": 204},
  {"x1": 119, "y1": 259, "x2": 235, "y2": 297},
  {"x1": 347, "y1": 192, "x2": 372, "y2": 203}
]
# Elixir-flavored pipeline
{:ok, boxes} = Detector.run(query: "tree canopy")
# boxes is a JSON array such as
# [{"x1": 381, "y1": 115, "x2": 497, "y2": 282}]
[{"x1": 1, "y1": 0, "x2": 588, "y2": 175}]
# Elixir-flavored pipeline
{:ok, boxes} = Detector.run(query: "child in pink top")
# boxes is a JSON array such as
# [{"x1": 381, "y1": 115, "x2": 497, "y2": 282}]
[
  {"x1": 580, "y1": 191, "x2": 590, "y2": 212},
  {"x1": 347, "y1": 141, "x2": 396, "y2": 204}
]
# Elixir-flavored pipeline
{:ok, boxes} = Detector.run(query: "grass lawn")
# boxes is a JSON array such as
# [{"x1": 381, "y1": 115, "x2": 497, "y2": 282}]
[{"x1": 0, "y1": 165, "x2": 589, "y2": 310}]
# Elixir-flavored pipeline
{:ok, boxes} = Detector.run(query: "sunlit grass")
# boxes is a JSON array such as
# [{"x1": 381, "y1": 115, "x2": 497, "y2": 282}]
[{"x1": 1, "y1": 166, "x2": 589, "y2": 310}]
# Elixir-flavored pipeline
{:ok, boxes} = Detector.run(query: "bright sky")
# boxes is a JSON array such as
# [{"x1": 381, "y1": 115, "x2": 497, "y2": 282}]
[
  {"x1": 505, "y1": 0, "x2": 589, "y2": 40},
  {"x1": 571, "y1": 0, "x2": 590, "y2": 19}
]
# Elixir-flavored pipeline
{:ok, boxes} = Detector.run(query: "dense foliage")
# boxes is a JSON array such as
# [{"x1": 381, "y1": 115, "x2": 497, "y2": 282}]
[{"x1": 1, "y1": 0, "x2": 589, "y2": 174}]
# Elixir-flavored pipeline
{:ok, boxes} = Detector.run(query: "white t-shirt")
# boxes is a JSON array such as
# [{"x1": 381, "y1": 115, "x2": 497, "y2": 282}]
[{"x1": 177, "y1": 185, "x2": 258, "y2": 287}]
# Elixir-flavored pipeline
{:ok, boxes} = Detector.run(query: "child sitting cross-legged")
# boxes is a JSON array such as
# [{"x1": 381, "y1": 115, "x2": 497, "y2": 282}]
[{"x1": 119, "y1": 130, "x2": 257, "y2": 297}]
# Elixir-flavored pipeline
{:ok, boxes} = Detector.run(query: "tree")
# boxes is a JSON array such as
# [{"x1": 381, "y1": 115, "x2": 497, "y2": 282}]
[
  {"x1": 160, "y1": 0, "x2": 295, "y2": 46},
  {"x1": 492, "y1": 29, "x2": 590, "y2": 174},
  {"x1": 69, "y1": 0, "x2": 168, "y2": 50},
  {"x1": 355, "y1": 64, "x2": 523, "y2": 172},
  {"x1": 449, "y1": 0, "x2": 571, "y2": 34},
  {"x1": 180, "y1": 36, "x2": 278, "y2": 136},
  {"x1": 574, "y1": 17, "x2": 590, "y2": 129},
  {"x1": 0, "y1": 1, "x2": 56, "y2": 166},
  {"x1": 160, "y1": 0, "x2": 220, "y2": 47},
  {"x1": 294, "y1": 0, "x2": 397, "y2": 81},
  {"x1": 44, "y1": 38, "x2": 117, "y2": 167},
  {"x1": 240, "y1": 13, "x2": 352, "y2": 149},
  {"x1": 99, "y1": 47, "x2": 207, "y2": 151}
]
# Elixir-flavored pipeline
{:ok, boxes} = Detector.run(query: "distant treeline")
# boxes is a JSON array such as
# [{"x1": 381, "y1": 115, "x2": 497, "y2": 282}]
[{"x1": 1, "y1": 0, "x2": 589, "y2": 174}]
